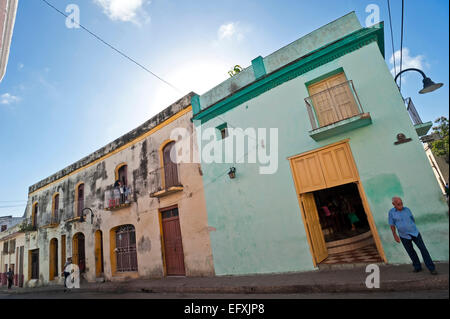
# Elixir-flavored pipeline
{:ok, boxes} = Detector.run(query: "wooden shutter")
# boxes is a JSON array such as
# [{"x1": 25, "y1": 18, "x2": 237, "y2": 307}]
[
  {"x1": 309, "y1": 80, "x2": 337, "y2": 127},
  {"x1": 301, "y1": 193, "x2": 328, "y2": 264},
  {"x1": 53, "y1": 194, "x2": 59, "y2": 221},
  {"x1": 77, "y1": 184, "x2": 84, "y2": 217},
  {"x1": 308, "y1": 73, "x2": 358, "y2": 127},
  {"x1": 290, "y1": 152, "x2": 327, "y2": 193},
  {"x1": 163, "y1": 142, "x2": 179, "y2": 188},
  {"x1": 317, "y1": 143, "x2": 358, "y2": 188}
]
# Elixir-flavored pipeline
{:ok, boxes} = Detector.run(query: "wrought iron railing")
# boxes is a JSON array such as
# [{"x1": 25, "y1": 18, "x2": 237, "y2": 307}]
[
  {"x1": 305, "y1": 80, "x2": 365, "y2": 130},
  {"x1": 149, "y1": 163, "x2": 183, "y2": 195},
  {"x1": 104, "y1": 185, "x2": 133, "y2": 210}
]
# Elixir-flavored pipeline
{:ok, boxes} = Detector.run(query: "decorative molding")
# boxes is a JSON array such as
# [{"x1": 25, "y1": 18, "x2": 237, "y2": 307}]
[{"x1": 193, "y1": 24, "x2": 384, "y2": 124}]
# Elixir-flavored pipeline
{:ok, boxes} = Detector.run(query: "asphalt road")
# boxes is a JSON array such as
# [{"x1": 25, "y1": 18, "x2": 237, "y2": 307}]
[{"x1": 0, "y1": 289, "x2": 448, "y2": 299}]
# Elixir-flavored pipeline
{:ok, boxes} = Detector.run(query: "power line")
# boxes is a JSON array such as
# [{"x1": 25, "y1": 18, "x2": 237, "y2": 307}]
[
  {"x1": 39, "y1": 0, "x2": 182, "y2": 93},
  {"x1": 0, "y1": 204, "x2": 27, "y2": 209},
  {"x1": 399, "y1": 0, "x2": 405, "y2": 91},
  {"x1": 387, "y1": 0, "x2": 397, "y2": 76}
]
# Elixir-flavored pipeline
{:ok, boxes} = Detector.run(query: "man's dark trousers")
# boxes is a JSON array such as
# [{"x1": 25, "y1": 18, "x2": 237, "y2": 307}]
[{"x1": 400, "y1": 233, "x2": 435, "y2": 271}]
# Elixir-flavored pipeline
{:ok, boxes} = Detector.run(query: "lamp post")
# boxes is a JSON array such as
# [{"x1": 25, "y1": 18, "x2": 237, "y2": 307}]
[
  {"x1": 394, "y1": 68, "x2": 444, "y2": 94},
  {"x1": 79, "y1": 207, "x2": 94, "y2": 224}
]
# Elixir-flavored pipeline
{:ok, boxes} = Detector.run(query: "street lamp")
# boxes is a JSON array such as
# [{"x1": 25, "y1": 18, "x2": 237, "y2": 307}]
[
  {"x1": 79, "y1": 207, "x2": 94, "y2": 224},
  {"x1": 394, "y1": 68, "x2": 444, "y2": 94}
]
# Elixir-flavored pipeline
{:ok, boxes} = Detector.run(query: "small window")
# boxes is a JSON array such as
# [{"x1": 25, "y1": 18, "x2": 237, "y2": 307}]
[
  {"x1": 32, "y1": 203, "x2": 38, "y2": 227},
  {"x1": 216, "y1": 123, "x2": 228, "y2": 140},
  {"x1": 53, "y1": 194, "x2": 59, "y2": 222},
  {"x1": 9, "y1": 239, "x2": 15, "y2": 254},
  {"x1": 3, "y1": 242, "x2": 8, "y2": 255},
  {"x1": 76, "y1": 184, "x2": 85, "y2": 217},
  {"x1": 1, "y1": 225, "x2": 6, "y2": 232}
]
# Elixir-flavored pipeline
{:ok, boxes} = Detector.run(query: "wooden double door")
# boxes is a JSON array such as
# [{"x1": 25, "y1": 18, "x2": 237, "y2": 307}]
[
  {"x1": 161, "y1": 207, "x2": 186, "y2": 276},
  {"x1": 289, "y1": 140, "x2": 384, "y2": 266}
]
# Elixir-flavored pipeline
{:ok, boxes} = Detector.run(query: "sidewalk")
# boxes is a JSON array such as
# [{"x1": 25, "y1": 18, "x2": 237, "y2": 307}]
[{"x1": 1, "y1": 262, "x2": 448, "y2": 295}]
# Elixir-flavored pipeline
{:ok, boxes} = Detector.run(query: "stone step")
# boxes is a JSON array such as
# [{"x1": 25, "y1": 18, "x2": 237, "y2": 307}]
[{"x1": 326, "y1": 232, "x2": 375, "y2": 254}]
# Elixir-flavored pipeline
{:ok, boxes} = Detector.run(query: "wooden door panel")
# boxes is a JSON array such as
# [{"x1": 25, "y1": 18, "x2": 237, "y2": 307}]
[
  {"x1": 318, "y1": 144, "x2": 357, "y2": 188},
  {"x1": 301, "y1": 193, "x2": 328, "y2": 264},
  {"x1": 291, "y1": 154, "x2": 327, "y2": 193},
  {"x1": 162, "y1": 212, "x2": 185, "y2": 276}
]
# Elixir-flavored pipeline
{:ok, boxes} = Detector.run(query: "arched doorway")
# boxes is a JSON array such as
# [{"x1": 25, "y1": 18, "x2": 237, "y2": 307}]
[
  {"x1": 49, "y1": 238, "x2": 58, "y2": 281},
  {"x1": 94, "y1": 230, "x2": 104, "y2": 278},
  {"x1": 72, "y1": 233, "x2": 86, "y2": 273}
]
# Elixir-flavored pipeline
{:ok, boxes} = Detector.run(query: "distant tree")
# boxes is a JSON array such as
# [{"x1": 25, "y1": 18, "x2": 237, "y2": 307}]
[
  {"x1": 228, "y1": 65, "x2": 243, "y2": 77},
  {"x1": 430, "y1": 116, "x2": 449, "y2": 163}
]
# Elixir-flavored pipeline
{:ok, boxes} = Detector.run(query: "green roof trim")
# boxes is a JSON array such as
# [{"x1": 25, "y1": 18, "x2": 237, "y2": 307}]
[
  {"x1": 414, "y1": 121, "x2": 433, "y2": 137},
  {"x1": 193, "y1": 23, "x2": 384, "y2": 124}
]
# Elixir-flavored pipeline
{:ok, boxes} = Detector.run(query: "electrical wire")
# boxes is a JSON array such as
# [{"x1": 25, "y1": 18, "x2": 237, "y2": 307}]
[
  {"x1": 40, "y1": 0, "x2": 182, "y2": 93},
  {"x1": 399, "y1": 0, "x2": 405, "y2": 91},
  {"x1": 387, "y1": 0, "x2": 397, "y2": 77},
  {"x1": 0, "y1": 204, "x2": 27, "y2": 209}
]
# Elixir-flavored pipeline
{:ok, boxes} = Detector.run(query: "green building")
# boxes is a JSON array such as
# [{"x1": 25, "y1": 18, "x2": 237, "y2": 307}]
[{"x1": 191, "y1": 12, "x2": 448, "y2": 275}]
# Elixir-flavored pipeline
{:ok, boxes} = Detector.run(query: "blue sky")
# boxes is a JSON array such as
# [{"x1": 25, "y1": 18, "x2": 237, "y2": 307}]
[{"x1": 0, "y1": 0, "x2": 448, "y2": 217}]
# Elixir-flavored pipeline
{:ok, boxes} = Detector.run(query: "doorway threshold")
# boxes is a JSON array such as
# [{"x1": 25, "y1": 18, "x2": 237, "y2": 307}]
[{"x1": 319, "y1": 244, "x2": 383, "y2": 270}]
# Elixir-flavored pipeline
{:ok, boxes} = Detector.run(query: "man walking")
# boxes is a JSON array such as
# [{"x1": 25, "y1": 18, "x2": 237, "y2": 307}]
[{"x1": 389, "y1": 197, "x2": 437, "y2": 275}]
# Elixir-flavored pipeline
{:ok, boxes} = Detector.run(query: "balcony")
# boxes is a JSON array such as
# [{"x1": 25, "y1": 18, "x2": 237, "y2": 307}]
[
  {"x1": 406, "y1": 97, "x2": 432, "y2": 137},
  {"x1": 40, "y1": 215, "x2": 60, "y2": 229},
  {"x1": 149, "y1": 164, "x2": 183, "y2": 198},
  {"x1": 104, "y1": 185, "x2": 133, "y2": 211},
  {"x1": 305, "y1": 80, "x2": 372, "y2": 141},
  {"x1": 18, "y1": 218, "x2": 37, "y2": 232}
]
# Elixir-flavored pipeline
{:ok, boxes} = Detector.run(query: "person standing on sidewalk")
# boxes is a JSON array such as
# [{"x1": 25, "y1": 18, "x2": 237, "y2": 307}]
[
  {"x1": 389, "y1": 197, "x2": 437, "y2": 275},
  {"x1": 6, "y1": 268, "x2": 14, "y2": 289}
]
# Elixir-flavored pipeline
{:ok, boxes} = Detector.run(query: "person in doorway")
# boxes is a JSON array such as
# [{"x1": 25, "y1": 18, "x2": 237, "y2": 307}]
[
  {"x1": 388, "y1": 197, "x2": 437, "y2": 275},
  {"x1": 6, "y1": 268, "x2": 13, "y2": 289}
]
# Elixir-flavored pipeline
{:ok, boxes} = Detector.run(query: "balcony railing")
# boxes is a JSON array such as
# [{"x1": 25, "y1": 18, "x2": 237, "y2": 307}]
[
  {"x1": 149, "y1": 164, "x2": 183, "y2": 198},
  {"x1": 305, "y1": 80, "x2": 365, "y2": 130},
  {"x1": 104, "y1": 185, "x2": 133, "y2": 211}
]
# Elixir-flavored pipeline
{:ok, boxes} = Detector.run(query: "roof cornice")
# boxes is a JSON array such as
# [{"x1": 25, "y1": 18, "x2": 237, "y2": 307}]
[{"x1": 193, "y1": 23, "x2": 384, "y2": 124}]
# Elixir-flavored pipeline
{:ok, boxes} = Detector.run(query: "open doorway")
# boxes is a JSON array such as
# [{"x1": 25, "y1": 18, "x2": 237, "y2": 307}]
[
  {"x1": 311, "y1": 182, "x2": 382, "y2": 265},
  {"x1": 313, "y1": 183, "x2": 370, "y2": 242}
]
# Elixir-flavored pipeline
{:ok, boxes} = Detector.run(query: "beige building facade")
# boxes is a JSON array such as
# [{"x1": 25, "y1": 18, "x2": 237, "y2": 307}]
[
  {"x1": 0, "y1": 225, "x2": 25, "y2": 288},
  {"x1": 22, "y1": 93, "x2": 214, "y2": 287}
]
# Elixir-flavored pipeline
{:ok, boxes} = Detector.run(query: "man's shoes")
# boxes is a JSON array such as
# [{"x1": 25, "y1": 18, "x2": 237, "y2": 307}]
[
  {"x1": 430, "y1": 270, "x2": 438, "y2": 275},
  {"x1": 413, "y1": 268, "x2": 422, "y2": 273}
]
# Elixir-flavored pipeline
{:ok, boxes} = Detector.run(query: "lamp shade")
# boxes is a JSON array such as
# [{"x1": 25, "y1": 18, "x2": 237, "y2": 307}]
[{"x1": 419, "y1": 77, "x2": 444, "y2": 94}]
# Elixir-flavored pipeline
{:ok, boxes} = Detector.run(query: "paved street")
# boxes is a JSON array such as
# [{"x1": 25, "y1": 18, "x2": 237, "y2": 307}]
[{"x1": 0, "y1": 289, "x2": 448, "y2": 299}]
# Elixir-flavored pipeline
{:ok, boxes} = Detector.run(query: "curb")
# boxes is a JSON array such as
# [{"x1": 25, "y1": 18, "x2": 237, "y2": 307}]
[{"x1": 2, "y1": 277, "x2": 447, "y2": 295}]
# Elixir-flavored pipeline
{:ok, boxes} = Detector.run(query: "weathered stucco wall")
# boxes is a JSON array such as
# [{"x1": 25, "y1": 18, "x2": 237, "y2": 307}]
[
  {"x1": 23, "y1": 97, "x2": 214, "y2": 286},
  {"x1": 195, "y1": 37, "x2": 448, "y2": 274}
]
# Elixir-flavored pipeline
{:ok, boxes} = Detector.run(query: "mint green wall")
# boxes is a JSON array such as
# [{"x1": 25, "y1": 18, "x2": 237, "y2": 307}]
[{"x1": 196, "y1": 42, "x2": 448, "y2": 276}]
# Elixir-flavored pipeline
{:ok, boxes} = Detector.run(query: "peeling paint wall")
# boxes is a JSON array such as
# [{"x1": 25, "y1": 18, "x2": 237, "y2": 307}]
[{"x1": 22, "y1": 95, "x2": 214, "y2": 286}]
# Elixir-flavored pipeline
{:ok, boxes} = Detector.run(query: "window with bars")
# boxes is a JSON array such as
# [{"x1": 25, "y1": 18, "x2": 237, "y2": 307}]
[{"x1": 115, "y1": 225, "x2": 138, "y2": 272}]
